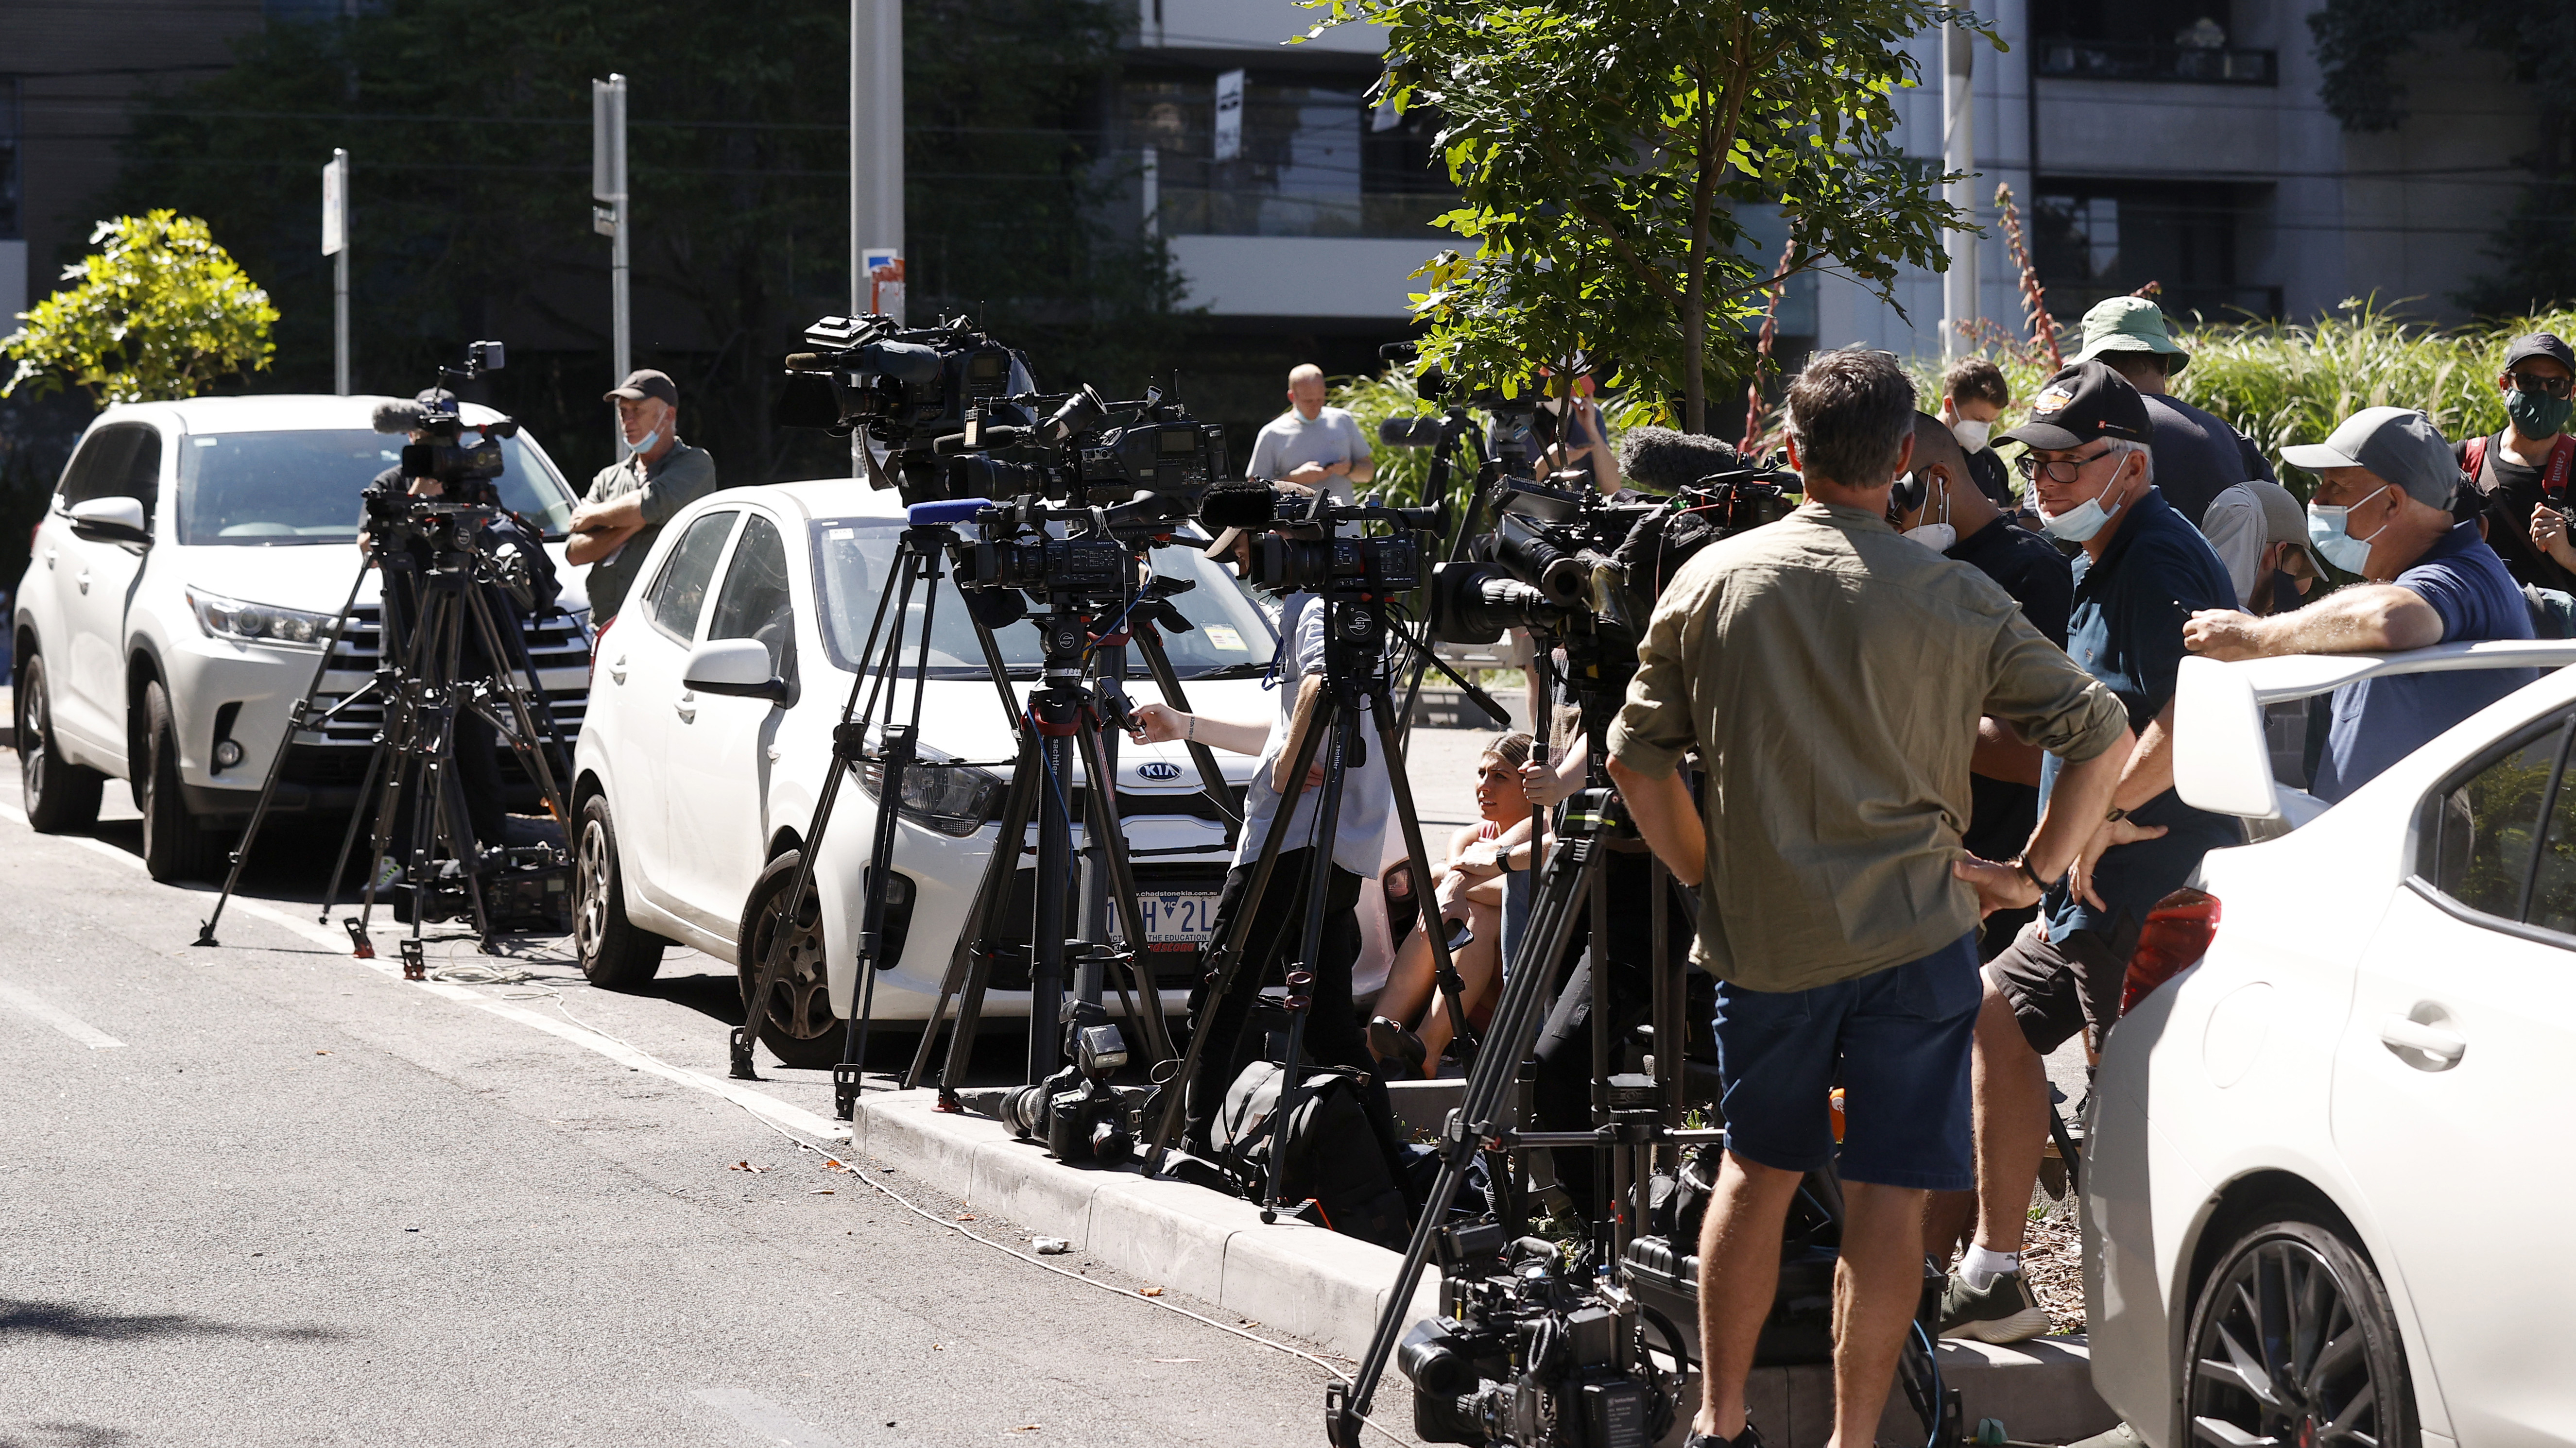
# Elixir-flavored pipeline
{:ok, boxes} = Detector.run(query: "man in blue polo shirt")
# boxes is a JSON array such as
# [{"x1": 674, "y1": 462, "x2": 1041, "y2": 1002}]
[
  {"x1": 2183, "y1": 406, "x2": 2536, "y2": 799},
  {"x1": 1942, "y1": 360, "x2": 2242, "y2": 1344}
]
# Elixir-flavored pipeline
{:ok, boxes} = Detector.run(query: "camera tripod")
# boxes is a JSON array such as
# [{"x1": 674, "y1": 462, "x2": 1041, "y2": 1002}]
[
  {"x1": 195, "y1": 512, "x2": 576, "y2": 962},
  {"x1": 899, "y1": 570, "x2": 1244, "y2": 1100},
  {"x1": 1136, "y1": 586, "x2": 1493, "y2": 1219}
]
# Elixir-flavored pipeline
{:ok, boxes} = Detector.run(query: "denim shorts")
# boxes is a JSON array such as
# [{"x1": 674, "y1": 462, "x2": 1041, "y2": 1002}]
[{"x1": 1712, "y1": 932, "x2": 1981, "y2": 1192}]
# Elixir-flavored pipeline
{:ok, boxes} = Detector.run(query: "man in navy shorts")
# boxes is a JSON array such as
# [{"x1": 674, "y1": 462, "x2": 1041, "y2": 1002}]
[{"x1": 1608, "y1": 348, "x2": 2131, "y2": 1448}]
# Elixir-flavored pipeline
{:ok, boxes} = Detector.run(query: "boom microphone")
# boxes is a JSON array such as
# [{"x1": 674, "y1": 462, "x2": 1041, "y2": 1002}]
[
  {"x1": 372, "y1": 399, "x2": 430, "y2": 434},
  {"x1": 1197, "y1": 481, "x2": 1281, "y2": 530},
  {"x1": 1618, "y1": 426, "x2": 1754, "y2": 493},
  {"x1": 1377, "y1": 415, "x2": 1445, "y2": 448}
]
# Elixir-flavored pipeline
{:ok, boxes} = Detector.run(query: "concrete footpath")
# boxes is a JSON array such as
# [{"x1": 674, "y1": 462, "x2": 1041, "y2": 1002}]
[{"x1": 848, "y1": 1089, "x2": 2119, "y2": 1448}]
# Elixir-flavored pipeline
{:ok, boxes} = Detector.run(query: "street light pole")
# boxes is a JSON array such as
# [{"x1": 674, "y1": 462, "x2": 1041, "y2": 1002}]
[
  {"x1": 322, "y1": 149, "x2": 350, "y2": 396},
  {"x1": 852, "y1": 0, "x2": 904, "y2": 478},
  {"x1": 1941, "y1": 24, "x2": 1977, "y2": 362}
]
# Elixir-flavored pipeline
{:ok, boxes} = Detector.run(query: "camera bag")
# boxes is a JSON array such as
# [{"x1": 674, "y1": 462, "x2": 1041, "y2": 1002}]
[{"x1": 1212, "y1": 1059, "x2": 1410, "y2": 1249}]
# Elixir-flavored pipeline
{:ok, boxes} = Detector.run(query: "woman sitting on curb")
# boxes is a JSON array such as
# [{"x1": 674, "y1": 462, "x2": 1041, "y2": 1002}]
[{"x1": 1367, "y1": 731, "x2": 1543, "y2": 1076}]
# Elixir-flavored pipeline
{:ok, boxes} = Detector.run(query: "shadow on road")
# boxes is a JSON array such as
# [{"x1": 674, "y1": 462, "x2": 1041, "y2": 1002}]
[
  {"x1": 0, "y1": 1297, "x2": 346, "y2": 1345},
  {"x1": 0, "y1": 1422, "x2": 138, "y2": 1448}
]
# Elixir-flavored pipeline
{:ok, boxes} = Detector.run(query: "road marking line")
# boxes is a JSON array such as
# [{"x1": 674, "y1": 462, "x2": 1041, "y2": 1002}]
[
  {"x1": 688, "y1": 1388, "x2": 847, "y2": 1448},
  {"x1": 0, "y1": 798, "x2": 849, "y2": 1144},
  {"x1": 0, "y1": 980, "x2": 125, "y2": 1048}
]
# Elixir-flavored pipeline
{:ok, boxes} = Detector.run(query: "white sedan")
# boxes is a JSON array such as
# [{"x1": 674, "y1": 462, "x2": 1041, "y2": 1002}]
[
  {"x1": 2085, "y1": 639, "x2": 2576, "y2": 1448},
  {"x1": 567, "y1": 479, "x2": 1314, "y2": 1067}
]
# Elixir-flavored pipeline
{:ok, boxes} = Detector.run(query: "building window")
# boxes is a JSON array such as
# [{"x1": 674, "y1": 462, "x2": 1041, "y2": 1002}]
[
  {"x1": 1125, "y1": 74, "x2": 1453, "y2": 238},
  {"x1": 2031, "y1": 0, "x2": 2275, "y2": 84},
  {"x1": 2033, "y1": 181, "x2": 2278, "y2": 320}
]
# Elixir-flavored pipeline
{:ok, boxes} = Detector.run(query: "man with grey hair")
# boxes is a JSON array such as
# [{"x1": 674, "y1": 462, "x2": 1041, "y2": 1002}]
[
  {"x1": 1245, "y1": 363, "x2": 1373, "y2": 504},
  {"x1": 1944, "y1": 359, "x2": 2240, "y2": 1345},
  {"x1": 1607, "y1": 347, "x2": 2132, "y2": 1448},
  {"x1": 2185, "y1": 406, "x2": 2534, "y2": 800}
]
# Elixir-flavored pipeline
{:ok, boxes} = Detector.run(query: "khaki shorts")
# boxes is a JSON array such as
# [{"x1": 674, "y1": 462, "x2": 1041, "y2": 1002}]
[{"x1": 1985, "y1": 919, "x2": 2129, "y2": 1055}]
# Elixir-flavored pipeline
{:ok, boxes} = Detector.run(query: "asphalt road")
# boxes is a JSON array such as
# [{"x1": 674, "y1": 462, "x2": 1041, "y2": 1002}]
[{"x1": 0, "y1": 778, "x2": 1375, "y2": 1448}]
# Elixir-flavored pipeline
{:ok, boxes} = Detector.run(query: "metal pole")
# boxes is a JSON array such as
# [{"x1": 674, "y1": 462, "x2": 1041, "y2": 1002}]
[
  {"x1": 323, "y1": 150, "x2": 349, "y2": 395},
  {"x1": 850, "y1": 0, "x2": 864, "y2": 480},
  {"x1": 593, "y1": 75, "x2": 631, "y2": 385},
  {"x1": 1941, "y1": 23, "x2": 1977, "y2": 361}
]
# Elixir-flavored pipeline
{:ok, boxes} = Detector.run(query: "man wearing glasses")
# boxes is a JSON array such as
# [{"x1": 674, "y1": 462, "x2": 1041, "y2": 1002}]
[
  {"x1": 1939, "y1": 360, "x2": 2242, "y2": 1345},
  {"x1": 2459, "y1": 332, "x2": 2576, "y2": 593}
]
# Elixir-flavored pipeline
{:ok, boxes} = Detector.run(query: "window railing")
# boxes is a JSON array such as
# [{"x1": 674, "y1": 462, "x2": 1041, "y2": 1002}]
[{"x1": 2034, "y1": 39, "x2": 2277, "y2": 86}]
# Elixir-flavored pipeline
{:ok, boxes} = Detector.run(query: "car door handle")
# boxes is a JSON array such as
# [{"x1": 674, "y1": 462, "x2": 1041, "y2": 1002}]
[
  {"x1": 76, "y1": 569, "x2": 91, "y2": 594},
  {"x1": 674, "y1": 690, "x2": 695, "y2": 723},
  {"x1": 609, "y1": 654, "x2": 627, "y2": 685},
  {"x1": 2380, "y1": 1016, "x2": 2467, "y2": 1068},
  {"x1": 43, "y1": 547, "x2": 56, "y2": 570}
]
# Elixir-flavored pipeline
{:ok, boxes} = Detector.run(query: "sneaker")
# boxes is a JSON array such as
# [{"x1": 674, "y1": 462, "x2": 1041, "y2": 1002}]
[
  {"x1": 1938, "y1": 1266, "x2": 2052, "y2": 1344},
  {"x1": 1685, "y1": 1423, "x2": 1768, "y2": 1448},
  {"x1": 370, "y1": 855, "x2": 404, "y2": 891}
]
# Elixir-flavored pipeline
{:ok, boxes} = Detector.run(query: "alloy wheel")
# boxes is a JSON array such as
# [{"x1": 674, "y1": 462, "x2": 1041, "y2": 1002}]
[
  {"x1": 2189, "y1": 1234, "x2": 2391, "y2": 1448},
  {"x1": 574, "y1": 818, "x2": 614, "y2": 961},
  {"x1": 749, "y1": 882, "x2": 832, "y2": 1043},
  {"x1": 19, "y1": 671, "x2": 48, "y2": 801}
]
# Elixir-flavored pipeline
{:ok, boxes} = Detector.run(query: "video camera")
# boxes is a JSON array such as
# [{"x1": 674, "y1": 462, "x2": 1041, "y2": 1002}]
[
  {"x1": 1196, "y1": 480, "x2": 1441, "y2": 596},
  {"x1": 941, "y1": 385, "x2": 1228, "y2": 509},
  {"x1": 773, "y1": 313, "x2": 1037, "y2": 499},
  {"x1": 370, "y1": 341, "x2": 516, "y2": 500},
  {"x1": 1390, "y1": 1222, "x2": 1683, "y2": 1448}
]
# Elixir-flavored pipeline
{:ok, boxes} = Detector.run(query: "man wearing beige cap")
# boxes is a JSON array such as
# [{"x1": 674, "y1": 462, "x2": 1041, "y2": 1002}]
[{"x1": 567, "y1": 368, "x2": 720, "y2": 623}]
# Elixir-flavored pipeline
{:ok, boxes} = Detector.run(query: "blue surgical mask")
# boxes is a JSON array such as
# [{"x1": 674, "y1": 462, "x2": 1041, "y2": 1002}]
[
  {"x1": 2306, "y1": 486, "x2": 2392, "y2": 575},
  {"x1": 626, "y1": 428, "x2": 661, "y2": 459},
  {"x1": 2039, "y1": 460, "x2": 2127, "y2": 543}
]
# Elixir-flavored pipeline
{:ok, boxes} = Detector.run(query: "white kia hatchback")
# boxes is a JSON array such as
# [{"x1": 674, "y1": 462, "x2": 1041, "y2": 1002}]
[
  {"x1": 2084, "y1": 639, "x2": 2576, "y2": 1448},
  {"x1": 569, "y1": 479, "x2": 1326, "y2": 1068},
  {"x1": 9, "y1": 396, "x2": 589, "y2": 882}
]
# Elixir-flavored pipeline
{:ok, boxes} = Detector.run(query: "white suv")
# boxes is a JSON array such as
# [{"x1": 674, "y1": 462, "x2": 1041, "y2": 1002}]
[
  {"x1": 10, "y1": 395, "x2": 589, "y2": 881},
  {"x1": 568, "y1": 479, "x2": 1308, "y2": 1067}
]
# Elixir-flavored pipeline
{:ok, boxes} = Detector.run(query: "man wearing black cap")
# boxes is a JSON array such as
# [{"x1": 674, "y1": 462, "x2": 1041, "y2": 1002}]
[
  {"x1": 2187, "y1": 406, "x2": 2534, "y2": 800},
  {"x1": 1942, "y1": 359, "x2": 2242, "y2": 1346},
  {"x1": 567, "y1": 368, "x2": 719, "y2": 624},
  {"x1": 2457, "y1": 332, "x2": 2576, "y2": 595}
]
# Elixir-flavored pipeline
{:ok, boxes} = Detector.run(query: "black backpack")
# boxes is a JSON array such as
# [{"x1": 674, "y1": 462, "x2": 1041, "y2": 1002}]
[{"x1": 1212, "y1": 1060, "x2": 1411, "y2": 1249}]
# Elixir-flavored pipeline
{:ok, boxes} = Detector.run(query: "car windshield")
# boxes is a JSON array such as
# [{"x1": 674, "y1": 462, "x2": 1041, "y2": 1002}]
[
  {"x1": 175, "y1": 428, "x2": 577, "y2": 545},
  {"x1": 810, "y1": 518, "x2": 1278, "y2": 680}
]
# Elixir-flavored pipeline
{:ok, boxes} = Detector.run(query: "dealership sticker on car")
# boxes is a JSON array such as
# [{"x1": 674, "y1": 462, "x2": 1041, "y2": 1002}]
[
  {"x1": 1202, "y1": 625, "x2": 1246, "y2": 651},
  {"x1": 1139, "y1": 892, "x2": 1220, "y2": 946}
]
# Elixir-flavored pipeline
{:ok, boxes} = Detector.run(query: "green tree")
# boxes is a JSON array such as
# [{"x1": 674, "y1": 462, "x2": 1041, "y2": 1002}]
[
  {"x1": 2310, "y1": 0, "x2": 2576, "y2": 313},
  {"x1": 3, "y1": 211, "x2": 277, "y2": 403},
  {"x1": 1310, "y1": 0, "x2": 1981, "y2": 433}
]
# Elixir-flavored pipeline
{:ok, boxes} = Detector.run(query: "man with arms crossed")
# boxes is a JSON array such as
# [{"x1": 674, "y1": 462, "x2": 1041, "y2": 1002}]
[{"x1": 1606, "y1": 348, "x2": 2132, "y2": 1448}]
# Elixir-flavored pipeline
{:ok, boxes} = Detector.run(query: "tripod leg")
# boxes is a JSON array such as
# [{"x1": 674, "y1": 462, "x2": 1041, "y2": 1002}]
[
  {"x1": 1364, "y1": 682, "x2": 1478, "y2": 1063},
  {"x1": 1651, "y1": 856, "x2": 1682, "y2": 1176},
  {"x1": 1072, "y1": 721, "x2": 1173, "y2": 1062},
  {"x1": 1139, "y1": 679, "x2": 1337, "y2": 1174},
  {"x1": 1261, "y1": 695, "x2": 1353, "y2": 1222},
  {"x1": 909, "y1": 734, "x2": 1042, "y2": 1092},
  {"x1": 1330, "y1": 837, "x2": 1607, "y2": 1443}
]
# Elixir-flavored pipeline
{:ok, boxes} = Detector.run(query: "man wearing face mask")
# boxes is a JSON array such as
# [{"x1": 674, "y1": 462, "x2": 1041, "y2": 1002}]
[
  {"x1": 1941, "y1": 359, "x2": 2241, "y2": 1346},
  {"x1": 1941, "y1": 357, "x2": 2016, "y2": 510},
  {"x1": 2456, "y1": 332, "x2": 2576, "y2": 594},
  {"x1": 2184, "y1": 407, "x2": 2534, "y2": 802},
  {"x1": 2071, "y1": 296, "x2": 2275, "y2": 530},
  {"x1": 1891, "y1": 415, "x2": 2073, "y2": 963},
  {"x1": 567, "y1": 369, "x2": 720, "y2": 625}
]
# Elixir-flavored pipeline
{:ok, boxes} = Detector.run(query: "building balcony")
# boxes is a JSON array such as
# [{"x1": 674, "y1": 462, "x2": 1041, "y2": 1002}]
[
  {"x1": 1164, "y1": 234, "x2": 1443, "y2": 318},
  {"x1": 2033, "y1": 38, "x2": 2277, "y2": 86}
]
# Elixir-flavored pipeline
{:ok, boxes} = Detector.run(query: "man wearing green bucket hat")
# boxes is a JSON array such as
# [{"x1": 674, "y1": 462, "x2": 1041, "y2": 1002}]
[{"x1": 2071, "y1": 296, "x2": 2276, "y2": 530}]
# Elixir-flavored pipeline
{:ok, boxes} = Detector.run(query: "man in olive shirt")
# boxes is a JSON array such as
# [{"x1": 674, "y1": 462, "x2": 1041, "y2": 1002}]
[
  {"x1": 1606, "y1": 348, "x2": 2131, "y2": 1448},
  {"x1": 568, "y1": 369, "x2": 721, "y2": 623}
]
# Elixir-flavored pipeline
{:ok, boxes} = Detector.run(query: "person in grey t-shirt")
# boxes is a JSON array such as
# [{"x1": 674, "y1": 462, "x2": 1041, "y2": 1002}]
[
  {"x1": 1244, "y1": 364, "x2": 1374, "y2": 505},
  {"x1": 567, "y1": 368, "x2": 721, "y2": 623}
]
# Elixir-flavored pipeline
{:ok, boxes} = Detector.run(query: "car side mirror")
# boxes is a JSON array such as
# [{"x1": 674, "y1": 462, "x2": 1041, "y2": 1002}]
[
  {"x1": 68, "y1": 496, "x2": 150, "y2": 545},
  {"x1": 682, "y1": 638, "x2": 789, "y2": 704}
]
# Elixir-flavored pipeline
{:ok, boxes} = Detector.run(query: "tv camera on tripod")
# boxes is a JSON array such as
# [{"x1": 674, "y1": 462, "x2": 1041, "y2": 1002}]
[{"x1": 197, "y1": 341, "x2": 578, "y2": 968}]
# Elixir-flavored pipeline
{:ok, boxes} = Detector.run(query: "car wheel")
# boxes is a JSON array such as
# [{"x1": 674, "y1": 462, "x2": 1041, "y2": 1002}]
[
  {"x1": 139, "y1": 680, "x2": 224, "y2": 883},
  {"x1": 2184, "y1": 1216, "x2": 2418, "y2": 1448},
  {"x1": 737, "y1": 850, "x2": 846, "y2": 1070},
  {"x1": 16, "y1": 655, "x2": 104, "y2": 833},
  {"x1": 573, "y1": 794, "x2": 668, "y2": 989}
]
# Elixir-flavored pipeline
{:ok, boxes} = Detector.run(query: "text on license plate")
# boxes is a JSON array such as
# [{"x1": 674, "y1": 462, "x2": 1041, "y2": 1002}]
[{"x1": 1138, "y1": 892, "x2": 1219, "y2": 945}]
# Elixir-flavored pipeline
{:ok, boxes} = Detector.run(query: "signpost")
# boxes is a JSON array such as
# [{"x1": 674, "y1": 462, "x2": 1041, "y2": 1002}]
[
  {"x1": 593, "y1": 73, "x2": 632, "y2": 416},
  {"x1": 1941, "y1": 25, "x2": 1976, "y2": 361},
  {"x1": 322, "y1": 150, "x2": 349, "y2": 396},
  {"x1": 851, "y1": 0, "x2": 904, "y2": 478},
  {"x1": 1213, "y1": 69, "x2": 1245, "y2": 163}
]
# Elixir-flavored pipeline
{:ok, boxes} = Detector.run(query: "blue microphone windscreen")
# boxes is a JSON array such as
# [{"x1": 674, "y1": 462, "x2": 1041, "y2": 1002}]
[{"x1": 908, "y1": 498, "x2": 992, "y2": 525}]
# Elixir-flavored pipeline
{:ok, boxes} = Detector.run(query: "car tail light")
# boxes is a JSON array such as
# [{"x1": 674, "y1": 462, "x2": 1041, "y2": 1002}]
[
  {"x1": 2120, "y1": 888, "x2": 2220, "y2": 1016},
  {"x1": 588, "y1": 613, "x2": 615, "y2": 687}
]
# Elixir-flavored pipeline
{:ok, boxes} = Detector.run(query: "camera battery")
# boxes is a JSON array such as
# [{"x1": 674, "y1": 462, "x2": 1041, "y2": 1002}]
[{"x1": 1580, "y1": 1378, "x2": 1649, "y2": 1448}]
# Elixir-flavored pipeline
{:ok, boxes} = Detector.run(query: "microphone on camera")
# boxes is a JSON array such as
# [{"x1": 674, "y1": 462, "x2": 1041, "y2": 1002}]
[
  {"x1": 1618, "y1": 426, "x2": 1752, "y2": 493},
  {"x1": 373, "y1": 399, "x2": 430, "y2": 434},
  {"x1": 783, "y1": 352, "x2": 832, "y2": 372},
  {"x1": 1377, "y1": 415, "x2": 1445, "y2": 449}
]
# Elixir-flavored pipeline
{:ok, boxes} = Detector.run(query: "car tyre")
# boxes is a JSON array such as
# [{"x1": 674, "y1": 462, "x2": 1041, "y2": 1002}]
[
  {"x1": 574, "y1": 794, "x2": 668, "y2": 988},
  {"x1": 737, "y1": 850, "x2": 847, "y2": 1070},
  {"x1": 16, "y1": 654, "x2": 104, "y2": 833},
  {"x1": 2183, "y1": 1215, "x2": 2417, "y2": 1448},
  {"x1": 139, "y1": 680, "x2": 224, "y2": 883}
]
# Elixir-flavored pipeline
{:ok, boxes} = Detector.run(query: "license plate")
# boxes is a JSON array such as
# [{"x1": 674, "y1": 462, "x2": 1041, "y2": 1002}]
[{"x1": 1137, "y1": 892, "x2": 1219, "y2": 946}]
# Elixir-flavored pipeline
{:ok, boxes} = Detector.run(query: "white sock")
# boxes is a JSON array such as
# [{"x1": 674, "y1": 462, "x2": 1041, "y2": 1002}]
[{"x1": 1960, "y1": 1244, "x2": 2020, "y2": 1291}]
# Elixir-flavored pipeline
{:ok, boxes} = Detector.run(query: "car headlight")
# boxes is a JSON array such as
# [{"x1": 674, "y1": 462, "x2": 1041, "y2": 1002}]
[
  {"x1": 187, "y1": 588, "x2": 338, "y2": 647},
  {"x1": 861, "y1": 744, "x2": 1005, "y2": 838}
]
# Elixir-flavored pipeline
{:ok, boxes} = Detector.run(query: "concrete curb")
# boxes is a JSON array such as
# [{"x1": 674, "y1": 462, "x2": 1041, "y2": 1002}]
[{"x1": 848, "y1": 1089, "x2": 2116, "y2": 1447}]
